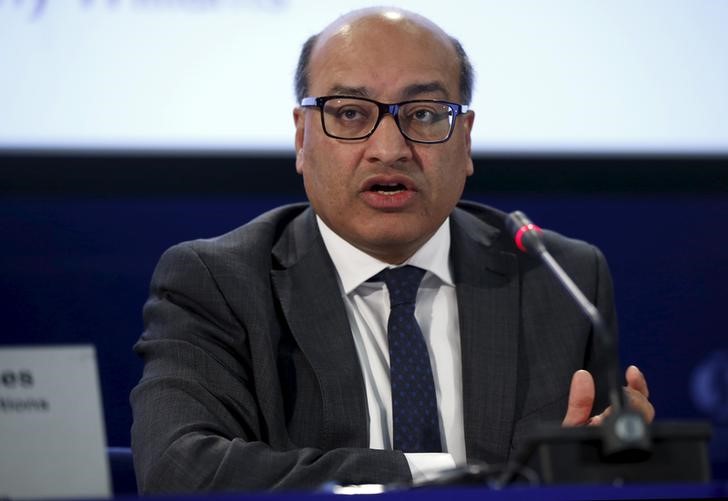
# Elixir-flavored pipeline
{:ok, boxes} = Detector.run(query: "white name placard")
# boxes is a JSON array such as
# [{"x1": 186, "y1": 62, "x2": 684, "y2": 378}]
[{"x1": 0, "y1": 345, "x2": 111, "y2": 499}]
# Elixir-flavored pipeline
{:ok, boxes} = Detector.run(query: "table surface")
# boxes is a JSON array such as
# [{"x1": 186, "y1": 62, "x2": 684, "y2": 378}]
[{"x1": 111, "y1": 482, "x2": 728, "y2": 501}]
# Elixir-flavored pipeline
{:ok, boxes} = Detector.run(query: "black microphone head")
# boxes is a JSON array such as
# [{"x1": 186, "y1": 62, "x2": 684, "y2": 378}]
[
  {"x1": 506, "y1": 210, "x2": 545, "y2": 254},
  {"x1": 505, "y1": 211, "x2": 532, "y2": 237}
]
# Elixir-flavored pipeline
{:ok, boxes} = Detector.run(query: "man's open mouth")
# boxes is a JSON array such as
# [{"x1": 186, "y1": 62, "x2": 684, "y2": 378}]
[{"x1": 369, "y1": 183, "x2": 407, "y2": 195}]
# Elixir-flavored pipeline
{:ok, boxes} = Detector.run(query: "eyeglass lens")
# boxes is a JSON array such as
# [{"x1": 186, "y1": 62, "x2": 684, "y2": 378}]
[{"x1": 321, "y1": 98, "x2": 455, "y2": 142}]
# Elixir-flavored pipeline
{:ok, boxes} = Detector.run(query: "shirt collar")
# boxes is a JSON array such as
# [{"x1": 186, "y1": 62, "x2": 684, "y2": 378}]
[{"x1": 317, "y1": 215, "x2": 454, "y2": 295}]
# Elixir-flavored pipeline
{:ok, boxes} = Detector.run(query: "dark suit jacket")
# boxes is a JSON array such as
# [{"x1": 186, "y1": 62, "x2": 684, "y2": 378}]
[{"x1": 130, "y1": 201, "x2": 615, "y2": 493}]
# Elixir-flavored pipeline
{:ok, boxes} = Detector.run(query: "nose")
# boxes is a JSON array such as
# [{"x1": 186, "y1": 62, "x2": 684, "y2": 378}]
[{"x1": 364, "y1": 114, "x2": 413, "y2": 165}]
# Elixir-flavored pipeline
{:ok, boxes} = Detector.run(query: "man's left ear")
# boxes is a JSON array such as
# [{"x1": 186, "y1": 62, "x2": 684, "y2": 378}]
[
  {"x1": 295, "y1": 148, "x2": 305, "y2": 174},
  {"x1": 463, "y1": 110, "x2": 475, "y2": 176},
  {"x1": 463, "y1": 110, "x2": 475, "y2": 144},
  {"x1": 293, "y1": 108, "x2": 306, "y2": 174}
]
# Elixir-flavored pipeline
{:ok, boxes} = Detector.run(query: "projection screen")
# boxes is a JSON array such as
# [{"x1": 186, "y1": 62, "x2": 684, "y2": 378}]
[{"x1": 1, "y1": 0, "x2": 727, "y2": 154}]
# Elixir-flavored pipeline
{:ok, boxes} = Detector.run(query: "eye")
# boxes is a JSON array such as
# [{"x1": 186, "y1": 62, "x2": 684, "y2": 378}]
[
  {"x1": 336, "y1": 106, "x2": 369, "y2": 122},
  {"x1": 412, "y1": 108, "x2": 435, "y2": 122},
  {"x1": 406, "y1": 105, "x2": 450, "y2": 125}
]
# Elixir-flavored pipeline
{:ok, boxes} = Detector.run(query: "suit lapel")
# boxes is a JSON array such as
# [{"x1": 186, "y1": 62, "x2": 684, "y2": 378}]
[
  {"x1": 270, "y1": 209, "x2": 369, "y2": 449},
  {"x1": 451, "y1": 208, "x2": 520, "y2": 463},
  {"x1": 268, "y1": 205, "x2": 521, "y2": 458}
]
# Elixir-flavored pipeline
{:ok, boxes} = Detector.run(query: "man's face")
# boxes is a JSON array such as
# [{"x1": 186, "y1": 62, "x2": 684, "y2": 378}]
[{"x1": 294, "y1": 13, "x2": 474, "y2": 264}]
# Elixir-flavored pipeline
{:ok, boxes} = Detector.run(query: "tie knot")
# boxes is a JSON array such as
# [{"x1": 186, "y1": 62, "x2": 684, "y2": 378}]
[{"x1": 378, "y1": 265, "x2": 426, "y2": 306}]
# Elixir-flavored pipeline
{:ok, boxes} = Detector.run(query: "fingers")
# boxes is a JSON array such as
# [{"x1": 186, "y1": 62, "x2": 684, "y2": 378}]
[
  {"x1": 562, "y1": 370, "x2": 595, "y2": 427},
  {"x1": 625, "y1": 365, "x2": 649, "y2": 398},
  {"x1": 587, "y1": 406, "x2": 610, "y2": 426},
  {"x1": 624, "y1": 365, "x2": 655, "y2": 423},
  {"x1": 562, "y1": 366, "x2": 655, "y2": 427},
  {"x1": 592, "y1": 366, "x2": 656, "y2": 425}
]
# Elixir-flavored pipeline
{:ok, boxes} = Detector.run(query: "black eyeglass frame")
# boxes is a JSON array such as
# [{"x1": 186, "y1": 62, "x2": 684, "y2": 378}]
[{"x1": 300, "y1": 95, "x2": 470, "y2": 144}]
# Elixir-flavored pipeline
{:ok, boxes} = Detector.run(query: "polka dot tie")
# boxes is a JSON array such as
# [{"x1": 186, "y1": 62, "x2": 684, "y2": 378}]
[{"x1": 377, "y1": 265, "x2": 442, "y2": 453}]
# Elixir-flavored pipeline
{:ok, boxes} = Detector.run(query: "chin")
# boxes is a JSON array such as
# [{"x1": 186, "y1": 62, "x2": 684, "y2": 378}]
[{"x1": 356, "y1": 226, "x2": 429, "y2": 256}]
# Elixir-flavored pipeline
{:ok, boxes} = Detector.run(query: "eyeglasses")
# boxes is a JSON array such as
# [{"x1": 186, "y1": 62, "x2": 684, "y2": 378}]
[{"x1": 300, "y1": 95, "x2": 470, "y2": 144}]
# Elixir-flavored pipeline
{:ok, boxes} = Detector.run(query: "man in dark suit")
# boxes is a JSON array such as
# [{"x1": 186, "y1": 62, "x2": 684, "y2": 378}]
[{"x1": 131, "y1": 7, "x2": 654, "y2": 493}]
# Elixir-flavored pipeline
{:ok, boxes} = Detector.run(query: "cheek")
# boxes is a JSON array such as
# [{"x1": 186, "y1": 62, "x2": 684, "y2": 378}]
[
  {"x1": 445, "y1": 137, "x2": 474, "y2": 181},
  {"x1": 419, "y1": 147, "x2": 470, "y2": 196},
  {"x1": 303, "y1": 134, "x2": 364, "y2": 182},
  {"x1": 300, "y1": 138, "x2": 357, "y2": 207}
]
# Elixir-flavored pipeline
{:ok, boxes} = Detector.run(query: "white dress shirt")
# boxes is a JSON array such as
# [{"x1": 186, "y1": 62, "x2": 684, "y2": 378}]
[{"x1": 316, "y1": 216, "x2": 466, "y2": 482}]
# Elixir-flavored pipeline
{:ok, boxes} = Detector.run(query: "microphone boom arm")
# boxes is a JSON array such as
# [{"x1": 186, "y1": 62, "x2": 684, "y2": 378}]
[
  {"x1": 534, "y1": 244, "x2": 623, "y2": 413},
  {"x1": 506, "y1": 210, "x2": 651, "y2": 461}
]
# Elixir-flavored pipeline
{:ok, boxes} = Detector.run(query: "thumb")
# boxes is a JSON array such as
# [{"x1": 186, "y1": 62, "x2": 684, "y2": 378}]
[{"x1": 562, "y1": 370, "x2": 596, "y2": 426}]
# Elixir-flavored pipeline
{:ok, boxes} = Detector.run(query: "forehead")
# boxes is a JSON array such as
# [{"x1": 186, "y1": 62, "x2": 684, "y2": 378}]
[{"x1": 308, "y1": 14, "x2": 461, "y2": 100}]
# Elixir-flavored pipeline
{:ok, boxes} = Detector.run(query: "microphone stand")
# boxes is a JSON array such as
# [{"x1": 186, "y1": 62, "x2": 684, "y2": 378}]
[{"x1": 497, "y1": 211, "x2": 711, "y2": 486}]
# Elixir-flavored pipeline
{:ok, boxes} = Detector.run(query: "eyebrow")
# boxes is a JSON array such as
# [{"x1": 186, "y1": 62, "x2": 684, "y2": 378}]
[
  {"x1": 326, "y1": 82, "x2": 450, "y2": 101},
  {"x1": 401, "y1": 82, "x2": 449, "y2": 99},
  {"x1": 329, "y1": 85, "x2": 369, "y2": 97}
]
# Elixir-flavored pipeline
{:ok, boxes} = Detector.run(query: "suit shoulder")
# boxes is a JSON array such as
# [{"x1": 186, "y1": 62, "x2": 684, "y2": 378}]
[
  {"x1": 163, "y1": 202, "x2": 310, "y2": 267},
  {"x1": 455, "y1": 200, "x2": 509, "y2": 230},
  {"x1": 541, "y1": 229, "x2": 603, "y2": 264},
  {"x1": 455, "y1": 199, "x2": 602, "y2": 260}
]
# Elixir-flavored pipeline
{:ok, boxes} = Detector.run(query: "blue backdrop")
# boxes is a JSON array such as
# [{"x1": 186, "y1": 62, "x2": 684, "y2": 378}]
[{"x1": 2, "y1": 173, "x2": 727, "y2": 479}]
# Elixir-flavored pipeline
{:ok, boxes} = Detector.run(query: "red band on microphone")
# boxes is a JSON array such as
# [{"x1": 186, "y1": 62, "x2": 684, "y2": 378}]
[{"x1": 514, "y1": 224, "x2": 543, "y2": 253}]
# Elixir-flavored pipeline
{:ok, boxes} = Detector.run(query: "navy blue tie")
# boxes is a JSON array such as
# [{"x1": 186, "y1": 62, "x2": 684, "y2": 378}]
[{"x1": 378, "y1": 265, "x2": 442, "y2": 453}]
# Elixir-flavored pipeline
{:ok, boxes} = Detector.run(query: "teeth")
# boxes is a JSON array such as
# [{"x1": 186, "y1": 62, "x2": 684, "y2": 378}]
[{"x1": 377, "y1": 189, "x2": 404, "y2": 195}]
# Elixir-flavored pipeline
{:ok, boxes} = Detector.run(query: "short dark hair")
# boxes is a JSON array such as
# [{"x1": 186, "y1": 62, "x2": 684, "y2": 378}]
[
  {"x1": 294, "y1": 34, "x2": 474, "y2": 105},
  {"x1": 294, "y1": 34, "x2": 319, "y2": 104}
]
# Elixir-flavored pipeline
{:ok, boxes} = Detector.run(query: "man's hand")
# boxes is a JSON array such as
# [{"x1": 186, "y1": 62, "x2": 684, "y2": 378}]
[{"x1": 561, "y1": 365, "x2": 655, "y2": 427}]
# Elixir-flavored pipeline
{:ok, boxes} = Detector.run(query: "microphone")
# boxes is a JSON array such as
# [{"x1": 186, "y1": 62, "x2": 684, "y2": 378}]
[
  {"x1": 505, "y1": 210, "x2": 651, "y2": 459},
  {"x1": 506, "y1": 210, "x2": 547, "y2": 256}
]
